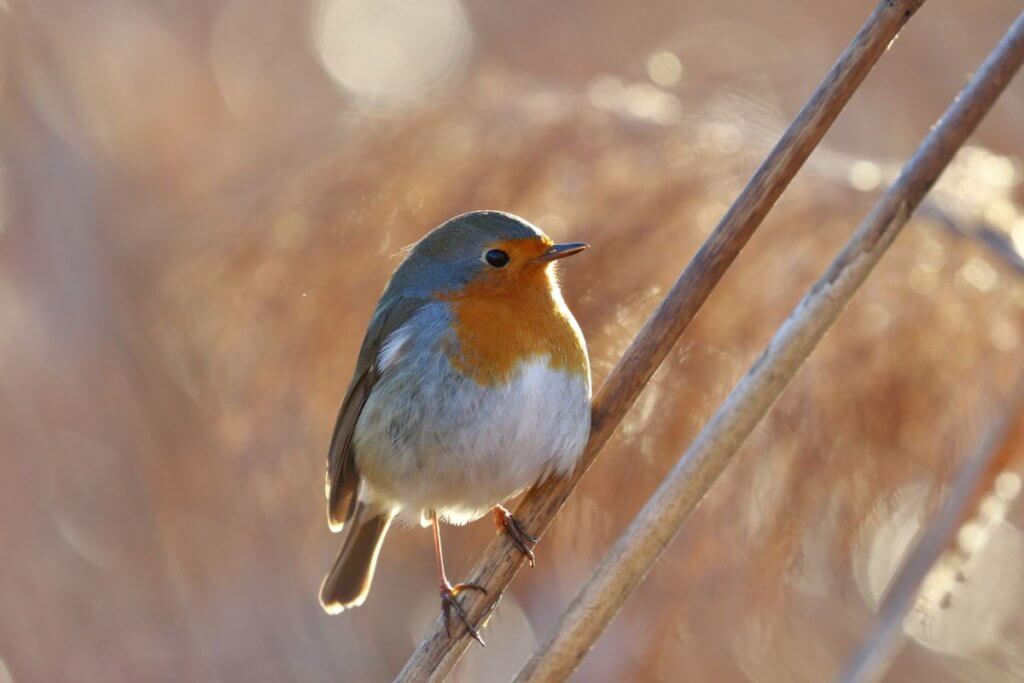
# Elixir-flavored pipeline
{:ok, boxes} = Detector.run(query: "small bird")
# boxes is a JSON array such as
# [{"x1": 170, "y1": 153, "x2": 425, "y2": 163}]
[{"x1": 319, "y1": 211, "x2": 591, "y2": 642}]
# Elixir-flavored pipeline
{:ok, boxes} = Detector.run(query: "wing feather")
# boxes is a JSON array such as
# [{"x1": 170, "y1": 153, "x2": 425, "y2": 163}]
[
  {"x1": 326, "y1": 364, "x2": 378, "y2": 531},
  {"x1": 325, "y1": 294, "x2": 428, "y2": 531}
]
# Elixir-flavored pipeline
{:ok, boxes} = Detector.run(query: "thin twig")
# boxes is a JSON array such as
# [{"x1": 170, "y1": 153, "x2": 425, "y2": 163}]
[
  {"x1": 918, "y1": 201, "x2": 1024, "y2": 275},
  {"x1": 840, "y1": 374, "x2": 1024, "y2": 683},
  {"x1": 515, "y1": 11, "x2": 1024, "y2": 682},
  {"x1": 396, "y1": 1, "x2": 927, "y2": 680}
]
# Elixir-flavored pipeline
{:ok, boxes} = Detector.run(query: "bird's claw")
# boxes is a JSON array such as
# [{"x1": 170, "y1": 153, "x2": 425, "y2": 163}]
[
  {"x1": 440, "y1": 582, "x2": 488, "y2": 646},
  {"x1": 494, "y1": 506, "x2": 538, "y2": 567}
]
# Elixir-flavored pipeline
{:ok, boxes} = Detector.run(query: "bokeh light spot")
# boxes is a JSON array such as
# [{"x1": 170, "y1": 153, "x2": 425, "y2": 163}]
[
  {"x1": 957, "y1": 521, "x2": 986, "y2": 554},
  {"x1": 959, "y1": 257, "x2": 998, "y2": 292},
  {"x1": 848, "y1": 160, "x2": 882, "y2": 192},
  {"x1": 589, "y1": 77, "x2": 680, "y2": 125},
  {"x1": 995, "y1": 472, "x2": 1022, "y2": 501},
  {"x1": 624, "y1": 83, "x2": 664, "y2": 119},
  {"x1": 979, "y1": 494, "x2": 1008, "y2": 523},
  {"x1": 646, "y1": 51, "x2": 683, "y2": 87},
  {"x1": 313, "y1": 0, "x2": 472, "y2": 110}
]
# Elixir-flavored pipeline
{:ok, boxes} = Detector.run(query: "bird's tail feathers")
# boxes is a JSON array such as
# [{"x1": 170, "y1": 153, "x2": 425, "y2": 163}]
[{"x1": 319, "y1": 502, "x2": 395, "y2": 614}]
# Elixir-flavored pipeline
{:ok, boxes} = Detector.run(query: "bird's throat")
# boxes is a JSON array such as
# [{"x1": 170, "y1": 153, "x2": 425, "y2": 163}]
[{"x1": 440, "y1": 280, "x2": 587, "y2": 386}]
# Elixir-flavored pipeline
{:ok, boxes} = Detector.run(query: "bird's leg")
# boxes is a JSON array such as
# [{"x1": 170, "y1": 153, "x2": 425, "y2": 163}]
[
  {"x1": 431, "y1": 511, "x2": 487, "y2": 646},
  {"x1": 493, "y1": 504, "x2": 539, "y2": 567}
]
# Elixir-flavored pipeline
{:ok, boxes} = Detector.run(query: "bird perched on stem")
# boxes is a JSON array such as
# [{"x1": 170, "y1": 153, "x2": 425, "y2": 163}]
[{"x1": 319, "y1": 211, "x2": 591, "y2": 644}]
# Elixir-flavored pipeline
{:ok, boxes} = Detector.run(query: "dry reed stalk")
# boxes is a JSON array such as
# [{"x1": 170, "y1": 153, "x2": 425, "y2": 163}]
[
  {"x1": 396, "y1": 1, "x2": 928, "y2": 680},
  {"x1": 515, "y1": 10, "x2": 1024, "y2": 682}
]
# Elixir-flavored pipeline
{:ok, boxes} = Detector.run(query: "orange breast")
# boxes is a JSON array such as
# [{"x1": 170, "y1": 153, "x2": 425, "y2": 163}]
[{"x1": 440, "y1": 266, "x2": 588, "y2": 387}]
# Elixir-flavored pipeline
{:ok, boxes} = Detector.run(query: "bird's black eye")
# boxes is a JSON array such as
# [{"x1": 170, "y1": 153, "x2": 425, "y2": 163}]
[{"x1": 484, "y1": 249, "x2": 510, "y2": 268}]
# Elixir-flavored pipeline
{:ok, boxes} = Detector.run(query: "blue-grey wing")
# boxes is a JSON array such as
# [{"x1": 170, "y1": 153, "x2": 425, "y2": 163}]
[{"x1": 326, "y1": 294, "x2": 429, "y2": 531}]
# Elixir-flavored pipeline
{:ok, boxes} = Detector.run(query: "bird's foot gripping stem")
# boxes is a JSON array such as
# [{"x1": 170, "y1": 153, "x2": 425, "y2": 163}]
[
  {"x1": 440, "y1": 581, "x2": 488, "y2": 646},
  {"x1": 493, "y1": 505, "x2": 539, "y2": 567}
]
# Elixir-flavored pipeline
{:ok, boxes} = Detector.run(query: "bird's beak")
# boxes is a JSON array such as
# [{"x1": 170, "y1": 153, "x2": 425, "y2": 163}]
[{"x1": 538, "y1": 242, "x2": 589, "y2": 263}]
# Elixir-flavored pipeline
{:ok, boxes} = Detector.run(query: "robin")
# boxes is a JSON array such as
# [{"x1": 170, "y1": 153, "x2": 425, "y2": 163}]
[{"x1": 319, "y1": 210, "x2": 591, "y2": 643}]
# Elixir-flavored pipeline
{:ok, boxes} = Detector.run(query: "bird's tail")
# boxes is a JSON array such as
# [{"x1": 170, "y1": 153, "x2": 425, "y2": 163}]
[{"x1": 319, "y1": 502, "x2": 395, "y2": 614}]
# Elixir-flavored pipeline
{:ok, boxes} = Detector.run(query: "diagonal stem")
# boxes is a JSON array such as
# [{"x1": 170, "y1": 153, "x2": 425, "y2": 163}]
[
  {"x1": 395, "y1": 1, "x2": 928, "y2": 680},
  {"x1": 840, "y1": 374, "x2": 1024, "y2": 683},
  {"x1": 515, "y1": 11, "x2": 1024, "y2": 682}
]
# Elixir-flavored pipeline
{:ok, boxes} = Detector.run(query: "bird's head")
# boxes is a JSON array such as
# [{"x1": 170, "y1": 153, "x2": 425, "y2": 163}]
[{"x1": 393, "y1": 211, "x2": 588, "y2": 299}]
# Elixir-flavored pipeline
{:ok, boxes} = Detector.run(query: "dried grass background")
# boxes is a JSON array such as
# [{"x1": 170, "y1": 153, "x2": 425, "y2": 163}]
[{"x1": 1, "y1": 1, "x2": 1024, "y2": 681}]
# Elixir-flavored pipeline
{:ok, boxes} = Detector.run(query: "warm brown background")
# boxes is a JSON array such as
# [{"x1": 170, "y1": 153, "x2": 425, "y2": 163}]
[{"x1": 2, "y1": 1, "x2": 1024, "y2": 681}]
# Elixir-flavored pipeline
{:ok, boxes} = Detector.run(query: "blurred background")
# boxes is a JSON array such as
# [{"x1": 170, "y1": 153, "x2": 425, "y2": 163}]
[{"x1": 2, "y1": 0, "x2": 1024, "y2": 681}]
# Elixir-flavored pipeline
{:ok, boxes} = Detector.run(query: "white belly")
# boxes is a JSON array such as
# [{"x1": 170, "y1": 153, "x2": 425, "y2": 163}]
[{"x1": 355, "y1": 357, "x2": 591, "y2": 525}]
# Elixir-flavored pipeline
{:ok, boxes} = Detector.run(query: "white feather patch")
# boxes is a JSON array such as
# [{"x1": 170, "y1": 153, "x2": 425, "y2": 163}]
[{"x1": 377, "y1": 325, "x2": 412, "y2": 371}]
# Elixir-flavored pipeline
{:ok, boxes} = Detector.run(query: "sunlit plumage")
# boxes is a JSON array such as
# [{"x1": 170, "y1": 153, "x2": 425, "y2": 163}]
[{"x1": 320, "y1": 211, "x2": 591, "y2": 626}]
